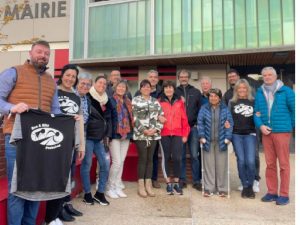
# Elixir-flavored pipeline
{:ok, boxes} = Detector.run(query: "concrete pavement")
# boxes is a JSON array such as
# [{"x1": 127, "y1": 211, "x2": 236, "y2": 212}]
[{"x1": 70, "y1": 152, "x2": 295, "y2": 225}]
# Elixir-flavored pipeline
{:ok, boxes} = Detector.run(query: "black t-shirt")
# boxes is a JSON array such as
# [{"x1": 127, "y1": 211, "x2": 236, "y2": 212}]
[
  {"x1": 58, "y1": 89, "x2": 81, "y2": 115},
  {"x1": 230, "y1": 99, "x2": 256, "y2": 134},
  {"x1": 16, "y1": 109, "x2": 75, "y2": 192}
]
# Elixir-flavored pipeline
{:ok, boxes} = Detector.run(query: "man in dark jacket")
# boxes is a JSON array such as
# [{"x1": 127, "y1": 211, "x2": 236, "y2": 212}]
[
  {"x1": 175, "y1": 69, "x2": 202, "y2": 190},
  {"x1": 223, "y1": 69, "x2": 240, "y2": 105}
]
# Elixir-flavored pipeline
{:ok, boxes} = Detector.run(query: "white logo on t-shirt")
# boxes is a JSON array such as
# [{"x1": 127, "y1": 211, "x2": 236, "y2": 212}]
[
  {"x1": 234, "y1": 103, "x2": 253, "y2": 117},
  {"x1": 31, "y1": 125, "x2": 64, "y2": 150},
  {"x1": 58, "y1": 97, "x2": 79, "y2": 114}
]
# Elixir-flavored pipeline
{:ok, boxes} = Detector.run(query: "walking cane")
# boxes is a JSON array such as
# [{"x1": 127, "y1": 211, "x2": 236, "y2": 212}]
[
  {"x1": 227, "y1": 142, "x2": 231, "y2": 199},
  {"x1": 200, "y1": 143, "x2": 204, "y2": 196}
]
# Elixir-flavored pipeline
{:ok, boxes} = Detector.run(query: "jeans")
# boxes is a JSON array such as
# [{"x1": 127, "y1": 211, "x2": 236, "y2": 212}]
[
  {"x1": 232, "y1": 134, "x2": 256, "y2": 188},
  {"x1": 180, "y1": 127, "x2": 201, "y2": 184},
  {"x1": 81, "y1": 139, "x2": 110, "y2": 193},
  {"x1": 5, "y1": 135, "x2": 40, "y2": 225},
  {"x1": 107, "y1": 139, "x2": 130, "y2": 190}
]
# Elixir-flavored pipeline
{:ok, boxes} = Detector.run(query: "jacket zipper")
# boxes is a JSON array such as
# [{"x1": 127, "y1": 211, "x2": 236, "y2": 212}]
[{"x1": 38, "y1": 73, "x2": 41, "y2": 109}]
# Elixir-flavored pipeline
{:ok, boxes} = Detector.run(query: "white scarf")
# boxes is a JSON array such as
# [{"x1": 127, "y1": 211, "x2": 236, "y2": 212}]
[{"x1": 89, "y1": 86, "x2": 108, "y2": 106}]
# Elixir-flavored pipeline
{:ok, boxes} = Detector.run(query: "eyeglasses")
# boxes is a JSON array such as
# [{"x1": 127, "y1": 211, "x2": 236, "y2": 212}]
[{"x1": 79, "y1": 82, "x2": 91, "y2": 87}]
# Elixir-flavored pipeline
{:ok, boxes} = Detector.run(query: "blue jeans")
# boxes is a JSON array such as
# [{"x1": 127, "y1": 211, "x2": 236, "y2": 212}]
[
  {"x1": 180, "y1": 127, "x2": 201, "y2": 184},
  {"x1": 232, "y1": 134, "x2": 256, "y2": 188},
  {"x1": 80, "y1": 139, "x2": 110, "y2": 193},
  {"x1": 5, "y1": 135, "x2": 40, "y2": 225}
]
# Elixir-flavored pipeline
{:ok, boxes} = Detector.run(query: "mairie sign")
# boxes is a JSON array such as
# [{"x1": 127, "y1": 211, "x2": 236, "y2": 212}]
[{"x1": 2, "y1": 1, "x2": 67, "y2": 20}]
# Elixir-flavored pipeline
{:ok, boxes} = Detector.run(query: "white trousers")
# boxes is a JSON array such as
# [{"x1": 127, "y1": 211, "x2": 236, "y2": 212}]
[{"x1": 107, "y1": 139, "x2": 130, "y2": 190}]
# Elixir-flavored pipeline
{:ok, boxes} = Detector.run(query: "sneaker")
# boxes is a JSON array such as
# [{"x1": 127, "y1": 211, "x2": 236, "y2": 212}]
[
  {"x1": 115, "y1": 189, "x2": 127, "y2": 198},
  {"x1": 173, "y1": 183, "x2": 183, "y2": 195},
  {"x1": 83, "y1": 192, "x2": 94, "y2": 205},
  {"x1": 118, "y1": 181, "x2": 125, "y2": 190},
  {"x1": 166, "y1": 183, "x2": 173, "y2": 195},
  {"x1": 276, "y1": 196, "x2": 289, "y2": 205},
  {"x1": 152, "y1": 180, "x2": 161, "y2": 189},
  {"x1": 94, "y1": 192, "x2": 110, "y2": 206},
  {"x1": 237, "y1": 184, "x2": 243, "y2": 191},
  {"x1": 261, "y1": 193, "x2": 278, "y2": 202},
  {"x1": 247, "y1": 187, "x2": 255, "y2": 199},
  {"x1": 192, "y1": 183, "x2": 202, "y2": 191},
  {"x1": 218, "y1": 191, "x2": 227, "y2": 197},
  {"x1": 106, "y1": 189, "x2": 119, "y2": 199},
  {"x1": 241, "y1": 187, "x2": 248, "y2": 198},
  {"x1": 55, "y1": 218, "x2": 64, "y2": 225},
  {"x1": 204, "y1": 190, "x2": 213, "y2": 197},
  {"x1": 253, "y1": 180, "x2": 260, "y2": 193},
  {"x1": 179, "y1": 180, "x2": 187, "y2": 189},
  {"x1": 48, "y1": 220, "x2": 57, "y2": 225}
]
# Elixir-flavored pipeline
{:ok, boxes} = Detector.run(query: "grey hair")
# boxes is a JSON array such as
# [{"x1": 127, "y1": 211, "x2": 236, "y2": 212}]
[
  {"x1": 177, "y1": 69, "x2": 191, "y2": 79},
  {"x1": 231, "y1": 79, "x2": 254, "y2": 103},
  {"x1": 147, "y1": 70, "x2": 158, "y2": 76},
  {"x1": 78, "y1": 72, "x2": 93, "y2": 81},
  {"x1": 261, "y1": 66, "x2": 277, "y2": 78},
  {"x1": 200, "y1": 76, "x2": 212, "y2": 84}
]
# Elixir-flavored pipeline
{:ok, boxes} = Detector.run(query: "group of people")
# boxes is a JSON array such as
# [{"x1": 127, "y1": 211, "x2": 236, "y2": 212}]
[{"x1": 0, "y1": 40, "x2": 295, "y2": 225}]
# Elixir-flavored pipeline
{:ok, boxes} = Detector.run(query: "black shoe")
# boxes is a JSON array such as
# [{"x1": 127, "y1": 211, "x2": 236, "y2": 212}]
[
  {"x1": 179, "y1": 180, "x2": 187, "y2": 189},
  {"x1": 192, "y1": 183, "x2": 202, "y2": 191},
  {"x1": 83, "y1": 192, "x2": 94, "y2": 205},
  {"x1": 173, "y1": 183, "x2": 183, "y2": 195},
  {"x1": 94, "y1": 191, "x2": 110, "y2": 206},
  {"x1": 58, "y1": 207, "x2": 75, "y2": 222},
  {"x1": 64, "y1": 203, "x2": 83, "y2": 217},
  {"x1": 241, "y1": 187, "x2": 248, "y2": 198},
  {"x1": 247, "y1": 186, "x2": 255, "y2": 199}
]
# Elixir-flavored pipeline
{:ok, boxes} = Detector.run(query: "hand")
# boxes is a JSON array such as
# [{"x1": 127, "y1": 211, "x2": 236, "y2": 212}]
[
  {"x1": 77, "y1": 151, "x2": 85, "y2": 161},
  {"x1": 74, "y1": 114, "x2": 81, "y2": 121},
  {"x1": 224, "y1": 139, "x2": 230, "y2": 144},
  {"x1": 182, "y1": 137, "x2": 188, "y2": 143},
  {"x1": 224, "y1": 120, "x2": 230, "y2": 129},
  {"x1": 200, "y1": 138, "x2": 206, "y2": 144},
  {"x1": 10, "y1": 103, "x2": 29, "y2": 114},
  {"x1": 260, "y1": 125, "x2": 272, "y2": 135},
  {"x1": 158, "y1": 115, "x2": 167, "y2": 124}
]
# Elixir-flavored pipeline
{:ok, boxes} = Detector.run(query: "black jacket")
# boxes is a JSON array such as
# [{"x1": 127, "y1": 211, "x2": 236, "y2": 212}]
[
  {"x1": 223, "y1": 87, "x2": 234, "y2": 106},
  {"x1": 86, "y1": 93, "x2": 112, "y2": 140},
  {"x1": 175, "y1": 84, "x2": 202, "y2": 127}
]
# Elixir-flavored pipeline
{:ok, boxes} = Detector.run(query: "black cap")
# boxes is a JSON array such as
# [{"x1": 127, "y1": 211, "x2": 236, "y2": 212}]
[{"x1": 208, "y1": 88, "x2": 222, "y2": 99}]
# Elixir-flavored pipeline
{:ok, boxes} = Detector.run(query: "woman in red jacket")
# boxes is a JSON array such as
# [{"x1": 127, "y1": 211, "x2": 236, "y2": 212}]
[{"x1": 159, "y1": 81, "x2": 190, "y2": 195}]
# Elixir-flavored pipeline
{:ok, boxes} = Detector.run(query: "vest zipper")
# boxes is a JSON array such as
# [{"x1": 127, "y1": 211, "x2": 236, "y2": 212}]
[{"x1": 38, "y1": 73, "x2": 41, "y2": 110}]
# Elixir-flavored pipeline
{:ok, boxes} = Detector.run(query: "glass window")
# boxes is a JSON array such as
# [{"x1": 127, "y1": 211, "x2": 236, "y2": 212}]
[
  {"x1": 191, "y1": 0, "x2": 202, "y2": 52},
  {"x1": 202, "y1": 0, "x2": 212, "y2": 51},
  {"x1": 257, "y1": 0, "x2": 270, "y2": 47},
  {"x1": 282, "y1": 0, "x2": 294, "y2": 45},
  {"x1": 213, "y1": 0, "x2": 223, "y2": 50},
  {"x1": 246, "y1": 0, "x2": 258, "y2": 48},
  {"x1": 235, "y1": 0, "x2": 246, "y2": 49},
  {"x1": 269, "y1": 0, "x2": 282, "y2": 46},
  {"x1": 223, "y1": 0, "x2": 234, "y2": 49}
]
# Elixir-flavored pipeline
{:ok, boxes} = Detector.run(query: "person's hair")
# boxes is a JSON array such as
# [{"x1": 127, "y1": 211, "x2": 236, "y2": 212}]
[
  {"x1": 113, "y1": 79, "x2": 128, "y2": 92},
  {"x1": 208, "y1": 88, "x2": 222, "y2": 99},
  {"x1": 78, "y1": 72, "x2": 93, "y2": 81},
  {"x1": 261, "y1": 66, "x2": 277, "y2": 78},
  {"x1": 57, "y1": 64, "x2": 79, "y2": 87},
  {"x1": 162, "y1": 80, "x2": 176, "y2": 90},
  {"x1": 227, "y1": 68, "x2": 239, "y2": 76},
  {"x1": 139, "y1": 79, "x2": 151, "y2": 89},
  {"x1": 147, "y1": 70, "x2": 158, "y2": 77},
  {"x1": 231, "y1": 79, "x2": 254, "y2": 103},
  {"x1": 31, "y1": 40, "x2": 50, "y2": 49},
  {"x1": 95, "y1": 75, "x2": 107, "y2": 83},
  {"x1": 200, "y1": 76, "x2": 212, "y2": 84},
  {"x1": 177, "y1": 69, "x2": 191, "y2": 79}
]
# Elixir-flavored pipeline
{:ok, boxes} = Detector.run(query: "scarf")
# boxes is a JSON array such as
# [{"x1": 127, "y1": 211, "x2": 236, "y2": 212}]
[
  {"x1": 262, "y1": 80, "x2": 283, "y2": 119},
  {"x1": 113, "y1": 94, "x2": 134, "y2": 138},
  {"x1": 89, "y1": 86, "x2": 108, "y2": 110}
]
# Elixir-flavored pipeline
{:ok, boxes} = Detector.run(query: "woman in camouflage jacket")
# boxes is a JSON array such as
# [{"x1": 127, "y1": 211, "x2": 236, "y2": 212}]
[{"x1": 132, "y1": 79, "x2": 164, "y2": 198}]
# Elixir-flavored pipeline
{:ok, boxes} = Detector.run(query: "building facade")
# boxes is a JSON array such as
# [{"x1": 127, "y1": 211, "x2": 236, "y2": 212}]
[{"x1": 70, "y1": 0, "x2": 295, "y2": 95}]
